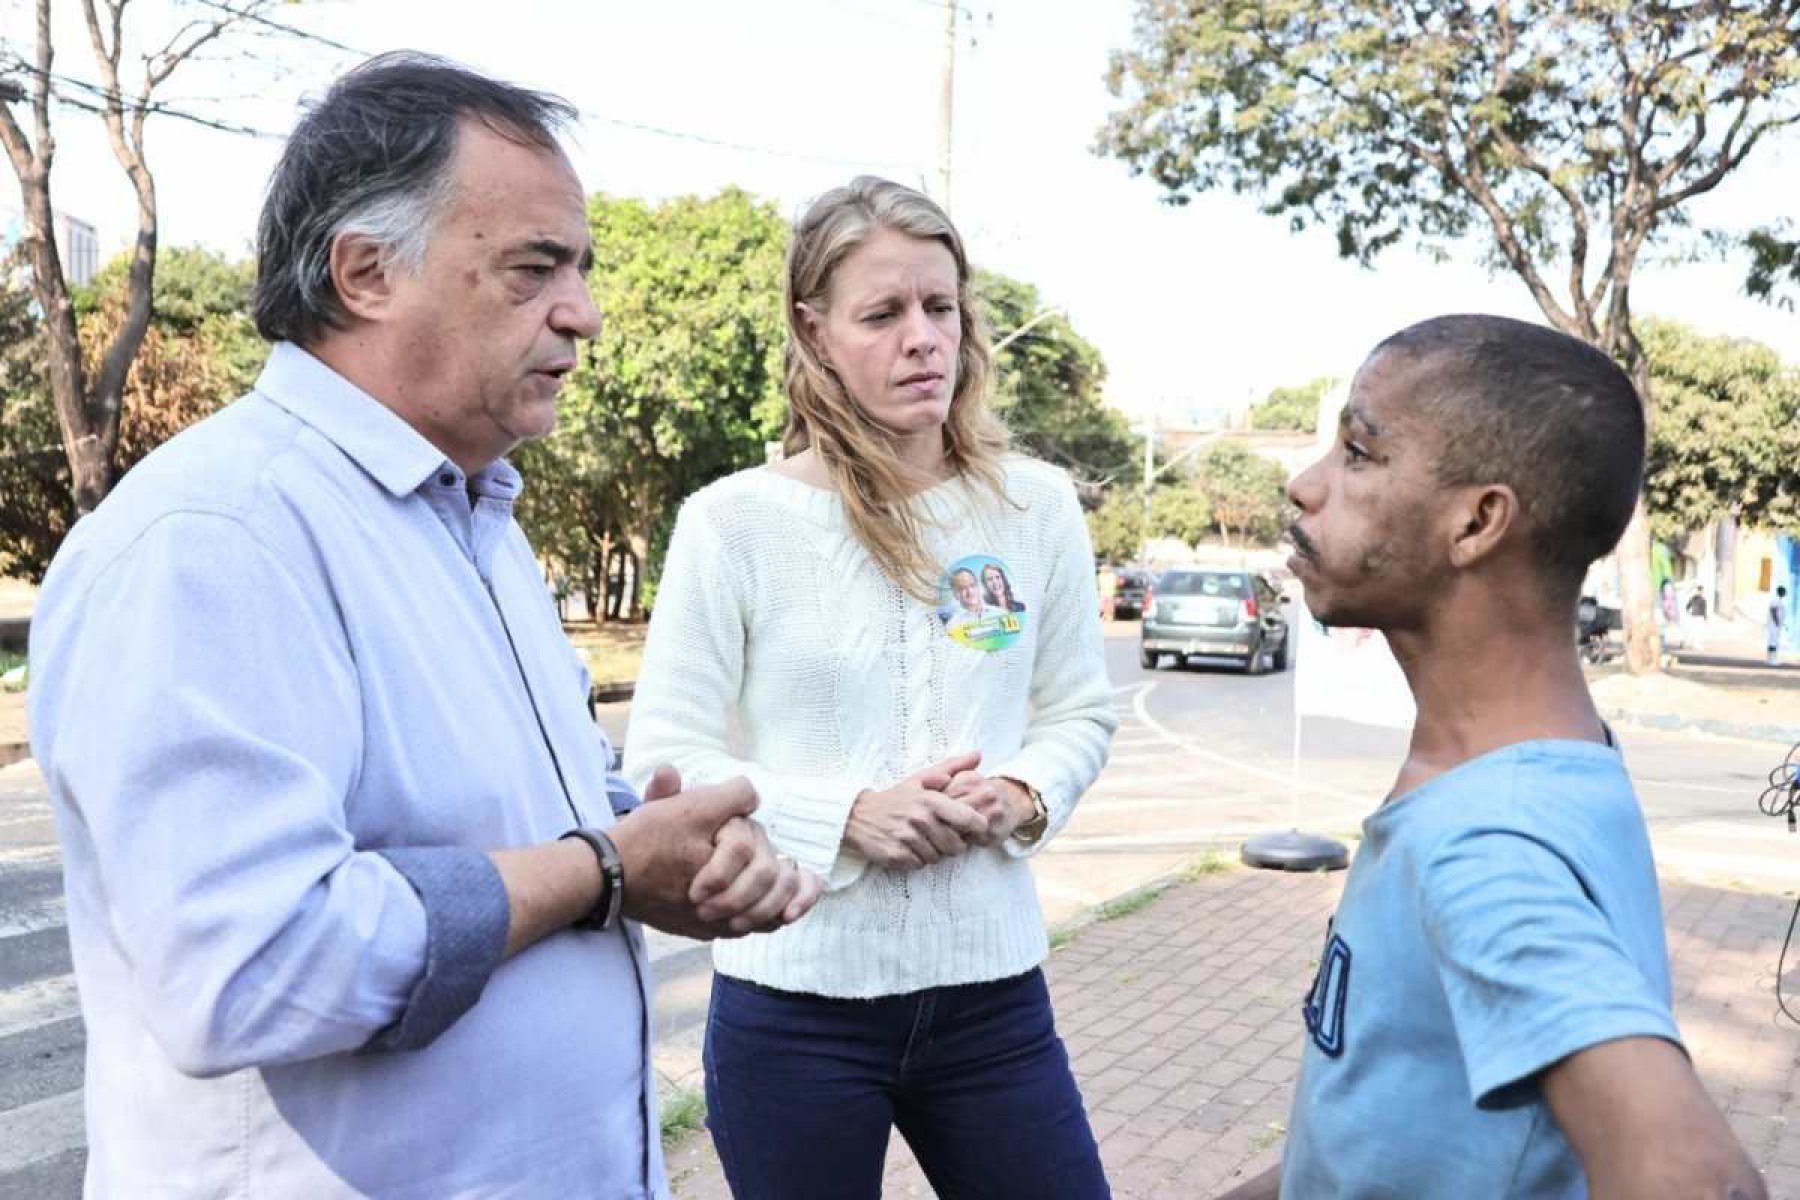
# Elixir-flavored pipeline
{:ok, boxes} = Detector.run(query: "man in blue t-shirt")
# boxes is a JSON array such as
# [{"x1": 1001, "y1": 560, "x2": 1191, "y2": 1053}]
[{"x1": 1218, "y1": 315, "x2": 1765, "y2": 1199}]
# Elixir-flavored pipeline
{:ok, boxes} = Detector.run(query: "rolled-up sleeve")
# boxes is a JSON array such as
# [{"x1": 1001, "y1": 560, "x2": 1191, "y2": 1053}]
[
  {"x1": 368, "y1": 848, "x2": 509, "y2": 1052},
  {"x1": 30, "y1": 512, "x2": 501, "y2": 1076}
]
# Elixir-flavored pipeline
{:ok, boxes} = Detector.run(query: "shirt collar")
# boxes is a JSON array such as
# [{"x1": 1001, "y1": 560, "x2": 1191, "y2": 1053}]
[{"x1": 254, "y1": 341, "x2": 467, "y2": 499}]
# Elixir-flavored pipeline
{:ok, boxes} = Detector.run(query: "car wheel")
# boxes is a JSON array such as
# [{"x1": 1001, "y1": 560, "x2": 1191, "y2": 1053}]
[
  {"x1": 1271, "y1": 636, "x2": 1290, "y2": 672},
  {"x1": 1140, "y1": 648, "x2": 1159, "y2": 670},
  {"x1": 1243, "y1": 639, "x2": 1266, "y2": 675}
]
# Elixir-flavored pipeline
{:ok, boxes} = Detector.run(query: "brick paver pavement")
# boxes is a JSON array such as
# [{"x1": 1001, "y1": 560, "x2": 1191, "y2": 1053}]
[{"x1": 665, "y1": 865, "x2": 1800, "y2": 1198}]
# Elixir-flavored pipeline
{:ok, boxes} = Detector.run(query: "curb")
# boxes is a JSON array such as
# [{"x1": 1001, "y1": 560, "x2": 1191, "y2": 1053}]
[
  {"x1": 1045, "y1": 856, "x2": 1235, "y2": 949},
  {"x1": 591, "y1": 680, "x2": 635, "y2": 705},
  {"x1": 1599, "y1": 707, "x2": 1800, "y2": 747}
]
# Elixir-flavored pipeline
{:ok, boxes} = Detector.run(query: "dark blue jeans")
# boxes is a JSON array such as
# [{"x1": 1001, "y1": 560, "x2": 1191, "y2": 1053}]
[{"x1": 703, "y1": 967, "x2": 1111, "y2": 1200}]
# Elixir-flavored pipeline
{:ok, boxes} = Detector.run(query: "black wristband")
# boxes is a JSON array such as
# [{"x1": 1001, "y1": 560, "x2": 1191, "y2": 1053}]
[{"x1": 560, "y1": 828, "x2": 625, "y2": 931}]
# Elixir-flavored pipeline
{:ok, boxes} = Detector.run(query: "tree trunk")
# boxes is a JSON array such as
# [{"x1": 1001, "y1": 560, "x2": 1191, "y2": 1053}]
[
  {"x1": 1716, "y1": 514, "x2": 1738, "y2": 621},
  {"x1": 18, "y1": 172, "x2": 114, "y2": 515},
  {"x1": 1617, "y1": 353, "x2": 1661, "y2": 674},
  {"x1": 624, "y1": 529, "x2": 650, "y2": 620},
  {"x1": 1615, "y1": 501, "x2": 1661, "y2": 673}
]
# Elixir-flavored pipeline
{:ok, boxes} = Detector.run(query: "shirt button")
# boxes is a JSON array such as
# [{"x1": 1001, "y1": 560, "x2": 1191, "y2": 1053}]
[{"x1": 438, "y1": 473, "x2": 456, "y2": 487}]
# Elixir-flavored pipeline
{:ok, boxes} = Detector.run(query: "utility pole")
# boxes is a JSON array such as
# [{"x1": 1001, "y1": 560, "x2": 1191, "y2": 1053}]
[
  {"x1": 1139, "y1": 411, "x2": 1157, "y2": 561},
  {"x1": 936, "y1": 0, "x2": 957, "y2": 209},
  {"x1": 1141, "y1": 411, "x2": 1156, "y2": 529}
]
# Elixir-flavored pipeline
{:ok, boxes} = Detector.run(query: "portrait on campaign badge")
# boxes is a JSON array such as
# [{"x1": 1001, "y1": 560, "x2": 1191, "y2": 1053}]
[{"x1": 937, "y1": 554, "x2": 1026, "y2": 651}]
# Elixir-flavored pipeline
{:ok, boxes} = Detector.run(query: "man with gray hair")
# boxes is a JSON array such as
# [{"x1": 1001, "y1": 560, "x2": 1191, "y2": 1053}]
[{"x1": 28, "y1": 52, "x2": 819, "y2": 1197}]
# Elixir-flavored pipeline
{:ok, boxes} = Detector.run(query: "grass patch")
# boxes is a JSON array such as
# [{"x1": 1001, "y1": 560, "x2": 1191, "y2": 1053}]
[
  {"x1": 565, "y1": 621, "x2": 648, "y2": 684},
  {"x1": 659, "y1": 1085, "x2": 707, "y2": 1146},
  {"x1": 1094, "y1": 885, "x2": 1167, "y2": 923},
  {"x1": 1251, "y1": 1121, "x2": 1287, "y2": 1154},
  {"x1": 0, "y1": 650, "x2": 25, "y2": 692},
  {"x1": 1048, "y1": 929, "x2": 1075, "y2": 952},
  {"x1": 1179, "y1": 851, "x2": 1237, "y2": 882}
]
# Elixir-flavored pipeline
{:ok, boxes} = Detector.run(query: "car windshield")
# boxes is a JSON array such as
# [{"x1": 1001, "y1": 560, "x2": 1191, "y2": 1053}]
[{"x1": 1157, "y1": 572, "x2": 1246, "y2": 598}]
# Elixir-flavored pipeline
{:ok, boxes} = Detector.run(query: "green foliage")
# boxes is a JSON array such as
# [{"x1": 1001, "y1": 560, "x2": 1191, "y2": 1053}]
[
  {"x1": 0, "y1": 246, "x2": 258, "y2": 579},
  {"x1": 1149, "y1": 484, "x2": 1213, "y2": 546},
  {"x1": 1249, "y1": 376, "x2": 1337, "y2": 433},
  {"x1": 659, "y1": 1085, "x2": 707, "y2": 1145},
  {"x1": 1642, "y1": 319, "x2": 1800, "y2": 539},
  {"x1": 1745, "y1": 225, "x2": 1800, "y2": 310},
  {"x1": 1191, "y1": 442, "x2": 1288, "y2": 546},
  {"x1": 514, "y1": 189, "x2": 790, "y2": 615},
  {"x1": 1086, "y1": 489, "x2": 1146, "y2": 563},
  {"x1": 1088, "y1": 480, "x2": 1224, "y2": 557},
  {"x1": 1098, "y1": 2, "x2": 1800, "y2": 350},
  {"x1": 979, "y1": 272, "x2": 1135, "y2": 486},
  {"x1": 1179, "y1": 851, "x2": 1236, "y2": 882},
  {"x1": 0, "y1": 261, "x2": 67, "y2": 580},
  {"x1": 1098, "y1": 1, "x2": 1800, "y2": 669}
]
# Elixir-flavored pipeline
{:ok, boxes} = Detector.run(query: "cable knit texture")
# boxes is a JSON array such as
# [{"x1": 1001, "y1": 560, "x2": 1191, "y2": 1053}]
[{"x1": 625, "y1": 455, "x2": 1117, "y2": 998}]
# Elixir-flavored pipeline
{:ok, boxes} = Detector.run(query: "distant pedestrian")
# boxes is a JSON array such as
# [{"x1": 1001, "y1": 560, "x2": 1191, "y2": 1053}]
[
  {"x1": 1771, "y1": 585, "x2": 1788, "y2": 666},
  {"x1": 1220, "y1": 315, "x2": 1764, "y2": 1199}
]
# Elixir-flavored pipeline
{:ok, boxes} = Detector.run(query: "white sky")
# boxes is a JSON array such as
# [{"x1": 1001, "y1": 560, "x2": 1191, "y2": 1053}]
[{"x1": 5, "y1": 0, "x2": 1797, "y2": 422}]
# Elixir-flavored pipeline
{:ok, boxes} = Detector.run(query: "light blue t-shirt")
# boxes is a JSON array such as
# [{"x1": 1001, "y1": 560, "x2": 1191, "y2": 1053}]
[{"x1": 1281, "y1": 739, "x2": 1682, "y2": 1198}]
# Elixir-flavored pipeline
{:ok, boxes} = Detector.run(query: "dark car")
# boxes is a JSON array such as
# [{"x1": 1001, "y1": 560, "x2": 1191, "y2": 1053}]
[
  {"x1": 1140, "y1": 568, "x2": 1290, "y2": 674},
  {"x1": 1111, "y1": 568, "x2": 1151, "y2": 619}
]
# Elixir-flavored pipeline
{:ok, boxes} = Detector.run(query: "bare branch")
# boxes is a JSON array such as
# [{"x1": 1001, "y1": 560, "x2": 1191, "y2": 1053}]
[
  {"x1": 1652, "y1": 110, "x2": 1709, "y2": 190},
  {"x1": 1653, "y1": 101, "x2": 1794, "y2": 211},
  {"x1": 0, "y1": 97, "x2": 32, "y2": 182},
  {"x1": 1448, "y1": 122, "x2": 1581, "y2": 335},
  {"x1": 146, "y1": 17, "x2": 233, "y2": 91}
]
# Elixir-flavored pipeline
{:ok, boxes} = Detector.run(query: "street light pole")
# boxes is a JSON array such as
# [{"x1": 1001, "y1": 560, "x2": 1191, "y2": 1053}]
[
  {"x1": 936, "y1": 0, "x2": 956, "y2": 210},
  {"x1": 991, "y1": 305, "x2": 1063, "y2": 355}
]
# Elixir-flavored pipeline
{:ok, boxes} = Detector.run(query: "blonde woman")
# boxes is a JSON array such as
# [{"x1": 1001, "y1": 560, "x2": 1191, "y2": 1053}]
[{"x1": 625, "y1": 176, "x2": 1116, "y2": 1199}]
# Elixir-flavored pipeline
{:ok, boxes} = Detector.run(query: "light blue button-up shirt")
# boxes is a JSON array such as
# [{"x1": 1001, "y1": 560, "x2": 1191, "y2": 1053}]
[{"x1": 29, "y1": 343, "x2": 664, "y2": 1198}]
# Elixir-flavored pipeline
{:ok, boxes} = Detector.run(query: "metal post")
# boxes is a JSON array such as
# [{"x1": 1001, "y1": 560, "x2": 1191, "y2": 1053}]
[{"x1": 936, "y1": 1, "x2": 956, "y2": 210}]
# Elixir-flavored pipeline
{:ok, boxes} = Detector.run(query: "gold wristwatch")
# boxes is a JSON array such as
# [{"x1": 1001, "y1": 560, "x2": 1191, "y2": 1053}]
[{"x1": 1003, "y1": 777, "x2": 1050, "y2": 845}]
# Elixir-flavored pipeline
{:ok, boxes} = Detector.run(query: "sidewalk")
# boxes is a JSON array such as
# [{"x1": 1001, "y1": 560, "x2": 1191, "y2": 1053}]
[
  {"x1": 662, "y1": 863, "x2": 1800, "y2": 1198},
  {"x1": 1588, "y1": 616, "x2": 1800, "y2": 746}
]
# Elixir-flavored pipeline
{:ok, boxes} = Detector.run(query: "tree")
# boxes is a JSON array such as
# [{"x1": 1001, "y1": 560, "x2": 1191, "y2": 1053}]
[
  {"x1": 1192, "y1": 441, "x2": 1288, "y2": 546},
  {"x1": 0, "y1": 0, "x2": 274, "y2": 516},
  {"x1": 1149, "y1": 483, "x2": 1214, "y2": 546},
  {"x1": 1249, "y1": 375, "x2": 1338, "y2": 433},
  {"x1": 0, "y1": 256, "x2": 64, "y2": 579},
  {"x1": 1086, "y1": 488, "x2": 1146, "y2": 564},
  {"x1": 514, "y1": 188, "x2": 790, "y2": 619},
  {"x1": 1098, "y1": 1, "x2": 1800, "y2": 673},
  {"x1": 978, "y1": 271, "x2": 1137, "y2": 488},
  {"x1": 1641, "y1": 319, "x2": 1799, "y2": 619},
  {"x1": 0, "y1": 245, "x2": 258, "y2": 578}
]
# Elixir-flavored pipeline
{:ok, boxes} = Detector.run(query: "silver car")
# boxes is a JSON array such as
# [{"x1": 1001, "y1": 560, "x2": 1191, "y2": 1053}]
[{"x1": 1140, "y1": 569, "x2": 1290, "y2": 674}]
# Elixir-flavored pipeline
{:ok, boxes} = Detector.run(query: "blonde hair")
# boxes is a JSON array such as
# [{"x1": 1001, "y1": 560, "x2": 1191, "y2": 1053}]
[{"x1": 782, "y1": 176, "x2": 1010, "y2": 597}]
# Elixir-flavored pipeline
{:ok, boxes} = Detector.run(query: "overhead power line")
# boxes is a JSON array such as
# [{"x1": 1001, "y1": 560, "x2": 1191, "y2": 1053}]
[
  {"x1": 1, "y1": 23, "x2": 928, "y2": 175},
  {"x1": 0, "y1": 54, "x2": 282, "y2": 137},
  {"x1": 189, "y1": 0, "x2": 367, "y2": 58}
]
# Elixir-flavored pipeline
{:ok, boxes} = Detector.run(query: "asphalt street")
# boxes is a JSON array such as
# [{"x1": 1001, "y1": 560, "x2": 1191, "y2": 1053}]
[{"x1": 1, "y1": 624, "x2": 1794, "y2": 1197}]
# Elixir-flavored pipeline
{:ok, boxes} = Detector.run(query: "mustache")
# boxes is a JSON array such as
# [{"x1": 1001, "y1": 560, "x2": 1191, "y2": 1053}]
[{"x1": 1286, "y1": 522, "x2": 1321, "y2": 561}]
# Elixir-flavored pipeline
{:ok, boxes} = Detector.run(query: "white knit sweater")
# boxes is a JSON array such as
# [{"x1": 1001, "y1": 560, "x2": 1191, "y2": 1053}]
[{"x1": 623, "y1": 456, "x2": 1117, "y2": 998}]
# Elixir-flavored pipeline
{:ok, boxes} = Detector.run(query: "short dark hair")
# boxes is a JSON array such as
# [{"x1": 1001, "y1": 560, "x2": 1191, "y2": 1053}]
[
  {"x1": 254, "y1": 51, "x2": 578, "y2": 345},
  {"x1": 1375, "y1": 314, "x2": 1645, "y2": 588}
]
